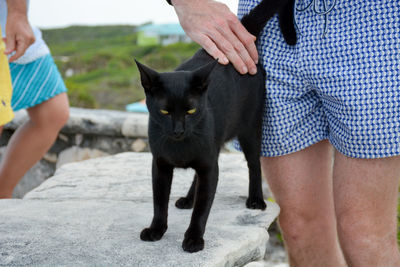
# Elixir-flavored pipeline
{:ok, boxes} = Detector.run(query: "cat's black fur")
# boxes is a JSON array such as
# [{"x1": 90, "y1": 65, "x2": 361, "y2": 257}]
[
  {"x1": 136, "y1": 0, "x2": 296, "y2": 253},
  {"x1": 241, "y1": 0, "x2": 296, "y2": 45}
]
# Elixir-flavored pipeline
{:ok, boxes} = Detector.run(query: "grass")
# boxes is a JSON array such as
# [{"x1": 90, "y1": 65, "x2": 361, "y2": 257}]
[{"x1": 43, "y1": 25, "x2": 200, "y2": 110}]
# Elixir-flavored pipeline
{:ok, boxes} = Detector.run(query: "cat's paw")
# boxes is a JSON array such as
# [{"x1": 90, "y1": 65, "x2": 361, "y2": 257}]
[
  {"x1": 140, "y1": 227, "x2": 166, "y2": 241},
  {"x1": 182, "y1": 236, "x2": 204, "y2": 253},
  {"x1": 175, "y1": 197, "x2": 194, "y2": 209},
  {"x1": 246, "y1": 197, "x2": 267, "y2": 210}
]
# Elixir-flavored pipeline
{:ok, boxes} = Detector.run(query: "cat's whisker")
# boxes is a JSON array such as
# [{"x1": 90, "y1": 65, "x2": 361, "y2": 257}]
[{"x1": 152, "y1": 133, "x2": 169, "y2": 148}]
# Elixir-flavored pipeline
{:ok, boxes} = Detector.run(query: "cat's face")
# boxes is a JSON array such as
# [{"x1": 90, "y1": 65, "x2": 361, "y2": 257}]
[{"x1": 136, "y1": 60, "x2": 216, "y2": 141}]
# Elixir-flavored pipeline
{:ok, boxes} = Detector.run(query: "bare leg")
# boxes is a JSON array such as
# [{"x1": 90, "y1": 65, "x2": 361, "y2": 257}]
[
  {"x1": 334, "y1": 152, "x2": 400, "y2": 266},
  {"x1": 0, "y1": 93, "x2": 69, "y2": 198},
  {"x1": 261, "y1": 140, "x2": 346, "y2": 267}
]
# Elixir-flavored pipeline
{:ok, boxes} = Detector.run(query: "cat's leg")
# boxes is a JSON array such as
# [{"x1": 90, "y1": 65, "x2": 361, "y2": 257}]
[
  {"x1": 182, "y1": 163, "x2": 218, "y2": 252},
  {"x1": 278, "y1": 0, "x2": 297, "y2": 46},
  {"x1": 175, "y1": 173, "x2": 197, "y2": 209},
  {"x1": 238, "y1": 132, "x2": 267, "y2": 210},
  {"x1": 140, "y1": 158, "x2": 173, "y2": 242}
]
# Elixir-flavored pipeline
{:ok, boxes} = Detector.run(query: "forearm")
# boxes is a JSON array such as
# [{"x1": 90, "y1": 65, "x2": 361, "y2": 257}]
[
  {"x1": 170, "y1": 0, "x2": 208, "y2": 8},
  {"x1": 6, "y1": 0, "x2": 28, "y2": 16},
  {"x1": 169, "y1": 0, "x2": 196, "y2": 5}
]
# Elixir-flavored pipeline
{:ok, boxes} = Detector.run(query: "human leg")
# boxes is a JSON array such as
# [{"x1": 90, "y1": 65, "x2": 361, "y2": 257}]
[
  {"x1": 261, "y1": 140, "x2": 346, "y2": 267},
  {"x1": 252, "y1": 8, "x2": 344, "y2": 265},
  {"x1": 0, "y1": 93, "x2": 69, "y2": 198},
  {"x1": 333, "y1": 152, "x2": 400, "y2": 266}
]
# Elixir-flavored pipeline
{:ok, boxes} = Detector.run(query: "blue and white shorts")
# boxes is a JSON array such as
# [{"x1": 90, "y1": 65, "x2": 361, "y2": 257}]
[
  {"x1": 9, "y1": 54, "x2": 67, "y2": 111},
  {"x1": 238, "y1": 0, "x2": 400, "y2": 158}
]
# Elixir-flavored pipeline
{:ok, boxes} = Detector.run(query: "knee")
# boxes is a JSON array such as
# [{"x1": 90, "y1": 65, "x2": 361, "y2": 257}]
[
  {"x1": 336, "y1": 211, "x2": 397, "y2": 250},
  {"x1": 48, "y1": 105, "x2": 69, "y2": 130},
  {"x1": 278, "y1": 210, "x2": 334, "y2": 246},
  {"x1": 31, "y1": 102, "x2": 70, "y2": 131},
  {"x1": 278, "y1": 214, "x2": 307, "y2": 245},
  {"x1": 54, "y1": 104, "x2": 70, "y2": 129}
]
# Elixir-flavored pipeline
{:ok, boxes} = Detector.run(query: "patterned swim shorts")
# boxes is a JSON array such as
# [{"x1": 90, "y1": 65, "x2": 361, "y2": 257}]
[
  {"x1": 238, "y1": 0, "x2": 400, "y2": 158},
  {"x1": 10, "y1": 54, "x2": 67, "y2": 111}
]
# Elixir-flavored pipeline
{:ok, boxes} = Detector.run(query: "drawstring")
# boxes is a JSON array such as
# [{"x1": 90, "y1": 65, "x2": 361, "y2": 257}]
[{"x1": 294, "y1": 0, "x2": 337, "y2": 38}]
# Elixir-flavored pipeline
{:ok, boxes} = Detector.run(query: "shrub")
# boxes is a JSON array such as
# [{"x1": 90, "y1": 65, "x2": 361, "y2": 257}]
[{"x1": 65, "y1": 81, "x2": 97, "y2": 108}]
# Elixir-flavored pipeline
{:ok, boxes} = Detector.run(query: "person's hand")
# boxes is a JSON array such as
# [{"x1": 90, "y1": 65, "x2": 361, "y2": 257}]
[
  {"x1": 172, "y1": 0, "x2": 258, "y2": 75},
  {"x1": 4, "y1": 1, "x2": 35, "y2": 62}
]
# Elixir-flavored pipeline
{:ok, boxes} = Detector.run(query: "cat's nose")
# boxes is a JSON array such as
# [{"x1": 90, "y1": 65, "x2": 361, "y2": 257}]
[
  {"x1": 173, "y1": 129, "x2": 184, "y2": 138},
  {"x1": 173, "y1": 122, "x2": 185, "y2": 139}
]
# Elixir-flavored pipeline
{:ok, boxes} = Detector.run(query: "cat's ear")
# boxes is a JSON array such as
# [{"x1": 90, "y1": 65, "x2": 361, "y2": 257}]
[
  {"x1": 135, "y1": 59, "x2": 159, "y2": 93},
  {"x1": 191, "y1": 60, "x2": 218, "y2": 93}
]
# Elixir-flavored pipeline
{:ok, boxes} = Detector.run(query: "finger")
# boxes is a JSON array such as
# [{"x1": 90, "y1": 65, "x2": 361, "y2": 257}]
[
  {"x1": 4, "y1": 34, "x2": 16, "y2": 54},
  {"x1": 8, "y1": 40, "x2": 27, "y2": 62},
  {"x1": 209, "y1": 27, "x2": 249, "y2": 74},
  {"x1": 230, "y1": 19, "x2": 259, "y2": 64},
  {"x1": 218, "y1": 25, "x2": 257, "y2": 75},
  {"x1": 195, "y1": 34, "x2": 229, "y2": 65}
]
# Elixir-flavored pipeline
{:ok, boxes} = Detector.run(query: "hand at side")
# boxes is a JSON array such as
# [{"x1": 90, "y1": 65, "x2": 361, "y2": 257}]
[{"x1": 4, "y1": 0, "x2": 35, "y2": 62}]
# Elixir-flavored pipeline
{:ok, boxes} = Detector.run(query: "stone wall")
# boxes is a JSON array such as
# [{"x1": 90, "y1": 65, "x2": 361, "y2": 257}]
[{"x1": 0, "y1": 107, "x2": 149, "y2": 198}]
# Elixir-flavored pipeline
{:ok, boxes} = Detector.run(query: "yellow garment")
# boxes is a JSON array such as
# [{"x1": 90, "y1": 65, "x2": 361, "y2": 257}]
[{"x1": 0, "y1": 27, "x2": 14, "y2": 126}]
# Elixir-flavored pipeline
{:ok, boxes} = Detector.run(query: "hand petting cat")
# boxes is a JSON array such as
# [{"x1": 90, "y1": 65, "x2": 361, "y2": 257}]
[{"x1": 171, "y1": 0, "x2": 259, "y2": 75}]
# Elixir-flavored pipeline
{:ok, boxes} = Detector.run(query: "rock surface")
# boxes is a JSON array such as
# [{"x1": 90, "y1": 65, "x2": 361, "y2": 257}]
[
  {"x1": 1, "y1": 108, "x2": 149, "y2": 197},
  {"x1": 56, "y1": 146, "x2": 109, "y2": 169},
  {"x1": 4, "y1": 108, "x2": 149, "y2": 138},
  {"x1": 0, "y1": 148, "x2": 55, "y2": 199},
  {"x1": 0, "y1": 152, "x2": 279, "y2": 266}
]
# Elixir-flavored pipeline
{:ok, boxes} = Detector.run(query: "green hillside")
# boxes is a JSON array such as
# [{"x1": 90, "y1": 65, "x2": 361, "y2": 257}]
[{"x1": 42, "y1": 25, "x2": 200, "y2": 110}]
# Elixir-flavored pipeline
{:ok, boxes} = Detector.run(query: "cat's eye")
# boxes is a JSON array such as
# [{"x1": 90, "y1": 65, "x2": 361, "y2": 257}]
[
  {"x1": 160, "y1": 109, "x2": 169, "y2": 115},
  {"x1": 187, "y1": 108, "x2": 196, "y2": 115}
]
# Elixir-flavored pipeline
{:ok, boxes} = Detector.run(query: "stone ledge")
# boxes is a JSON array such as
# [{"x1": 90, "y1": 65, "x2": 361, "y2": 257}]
[
  {"x1": 1, "y1": 108, "x2": 150, "y2": 197},
  {"x1": 0, "y1": 152, "x2": 280, "y2": 266},
  {"x1": 5, "y1": 107, "x2": 149, "y2": 138},
  {"x1": 25, "y1": 153, "x2": 253, "y2": 201},
  {"x1": 0, "y1": 199, "x2": 278, "y2": 267}
]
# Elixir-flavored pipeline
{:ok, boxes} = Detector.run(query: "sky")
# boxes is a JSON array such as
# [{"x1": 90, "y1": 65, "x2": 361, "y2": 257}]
[{"x1": 29, "y1": 0, "x2": 239, "y2": 29}]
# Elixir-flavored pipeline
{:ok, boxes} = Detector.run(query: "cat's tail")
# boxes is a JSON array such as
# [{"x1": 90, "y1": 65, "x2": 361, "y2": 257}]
[{"x1": 240, "y1": 0, "x2": 296, "y2": 45}]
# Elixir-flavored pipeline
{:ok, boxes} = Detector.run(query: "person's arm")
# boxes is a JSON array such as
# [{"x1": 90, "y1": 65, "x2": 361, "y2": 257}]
[
  {"x1": 4, "y1": 0, "x2": 35, "y2": 62},
  {"x1": 170, "y1": 0, "x2": 258, "y2": 75}
]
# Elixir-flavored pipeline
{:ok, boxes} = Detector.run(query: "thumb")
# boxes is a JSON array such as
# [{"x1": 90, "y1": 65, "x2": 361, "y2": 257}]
[{"x1": 4, "y1": 34, "x2": 15, "y2": 55}]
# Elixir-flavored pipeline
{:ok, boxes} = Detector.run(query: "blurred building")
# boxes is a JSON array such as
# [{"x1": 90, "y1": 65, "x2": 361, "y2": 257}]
[{"x1": 136, "y1": 23, "x2": 191, "y2": 46}]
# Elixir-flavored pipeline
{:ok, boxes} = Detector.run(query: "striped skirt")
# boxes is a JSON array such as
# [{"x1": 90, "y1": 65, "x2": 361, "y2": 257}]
[{"x1": 9, "y1": 54, "x2": 67, "y2": 111}]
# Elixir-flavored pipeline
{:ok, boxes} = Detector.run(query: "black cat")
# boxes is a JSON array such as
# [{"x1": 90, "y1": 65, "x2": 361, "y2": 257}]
[{"x1": 136, "y1": 0, "x2": 296, "y2": 253}]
